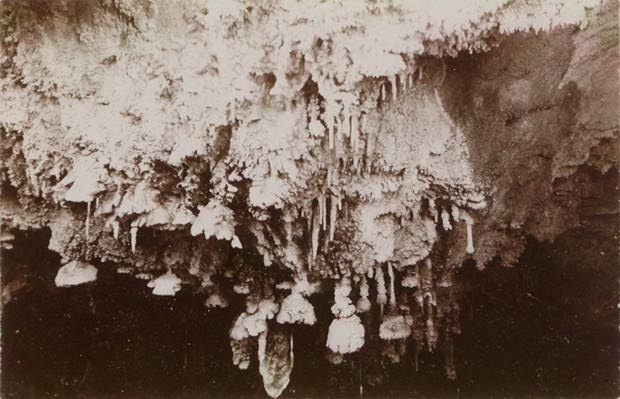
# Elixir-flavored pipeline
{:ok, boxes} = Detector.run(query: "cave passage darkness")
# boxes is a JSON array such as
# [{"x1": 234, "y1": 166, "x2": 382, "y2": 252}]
[{"x1": 1, "y1": 228, "x2": 618, "y2": 399}]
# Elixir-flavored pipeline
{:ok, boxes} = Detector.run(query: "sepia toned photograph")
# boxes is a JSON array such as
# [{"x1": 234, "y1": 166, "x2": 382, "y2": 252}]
[{"x1": 0, "y1": 1, "x2": 618, "y2": 398}]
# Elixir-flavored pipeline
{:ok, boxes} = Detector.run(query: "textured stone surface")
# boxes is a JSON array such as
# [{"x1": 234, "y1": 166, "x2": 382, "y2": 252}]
[{"x1": 0, "y1": 1, "x2": 617, "y2": 397}]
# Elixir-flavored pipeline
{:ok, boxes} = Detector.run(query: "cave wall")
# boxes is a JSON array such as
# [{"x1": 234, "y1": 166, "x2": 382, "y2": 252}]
[{"x1": 441, "y1": 0, "x2": 619, "y2": 268}]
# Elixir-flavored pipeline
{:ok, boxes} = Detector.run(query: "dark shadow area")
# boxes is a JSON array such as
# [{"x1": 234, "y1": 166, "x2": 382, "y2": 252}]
[
  {"x1": 1, "y1": 228, "x2": 618, "y2": 398},
  {"x1": 457, "y1": 231, "x2": 619, "y2": 398}
]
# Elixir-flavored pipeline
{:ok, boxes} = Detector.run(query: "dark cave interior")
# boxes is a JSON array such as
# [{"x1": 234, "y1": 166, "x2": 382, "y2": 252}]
[{"x1": 1, "y1": 224, "x2": 617, "y2": 399}]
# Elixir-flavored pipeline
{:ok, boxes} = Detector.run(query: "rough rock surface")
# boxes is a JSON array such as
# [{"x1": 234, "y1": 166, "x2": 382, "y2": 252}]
[{"x1": 0, "y1": 1, "x2": 617, "y2": 397}]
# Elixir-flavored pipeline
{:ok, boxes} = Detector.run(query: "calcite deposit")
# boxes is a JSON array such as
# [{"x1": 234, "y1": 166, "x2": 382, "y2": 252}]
[{"x1": 0, "y1": 1, "x2": 617, "y2": 397}]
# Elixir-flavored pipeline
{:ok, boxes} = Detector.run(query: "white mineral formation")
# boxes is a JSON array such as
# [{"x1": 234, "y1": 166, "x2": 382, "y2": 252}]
[
  {"x1": 375, "y1": 265, "x2": 388, "y2": 316},
  {"x1": 191, "y1": 201, "x2": 242, "y2": 248},
  {"x1": 111, "y1": 220, "x2": 120, "y2": 240},
  {"x1": 276, "y1": 292, "x2": 316, "y2": 324},
  {"x1": 0, "y1": 231, "x2": 15, "y2": 250},
  {"x1": 276, "y1": 279, "x2": 317, "y2": 325},
  {"x1": 356, "y1": 275, "x2": 371, "y2": 313},
  {"x1": 249, "y1": 176, "x2": 289, "y2": 209},
  {"x1": 326, "y1": 315, "x2": 366, "y2": 354},
  {"x1": 258, "y1": 327, "x2": 294, "y2": 398},
  {"x1": 60, "y1": 158, "x2": 106, "y2": 239},
  {"x1": 401, "y1": 265, "x2": 420, "y2": 288},
  {"x1": 148, "y1": 271, "x2": 182, "y2": 296},
  {"x1": 441, "y1": 209, "x2": 452, "y2": 231},
  {"x1": 130, "y1": 225, "x2": 138, "y2": 253},
  {"x1": 54, "y1": 261, "x2": 98, "y2": 287},
  {"x1": 0, "y1": 1, "x2": 609, "y2": 397},
  {"x1": 230, "y1": 313, "x2": 254, "y2": 341},
  {"x1": 326, "y1": 277, "x2": 365, "y2": 354},
  {"x1": 231, "y1": 337, "x2": 253, "y2": 370},
  {"x1": 330, "y1": 277, "x2": 356, "y2": 318},
  {"x1": 116, "y1": 181, "x2": 160, "y2": 217},
  {"x1": 461, "y1": 211, "x2": 475, "y2": 254},
  {"x1": 233, "y1": 283, "x2": 251, "y2": 295},
  {"x1": 62, "y1": 158, "x2": 105, "y2": 204},
  {"x1": 135, "y1": 273, "x2": 152, "y2": 280},
  {"x1": 379, "y1": 263, "x2": 411, "y2": 340},
  {"x1": 231, "y1": 296, "x2": 279, "y2": 340},
  {"x1": 205, "y1": 289, "x2": 229, "y2": 308}
]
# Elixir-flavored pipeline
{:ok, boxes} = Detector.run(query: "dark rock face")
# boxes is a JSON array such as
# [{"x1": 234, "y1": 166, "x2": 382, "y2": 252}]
[
  {"x1": 442, "y1": 8, "x2": 619, "y2": 268},
  {"x1": 1, "y1": 1, "x2": 618, "y2": 398},
  {"x1": 2, "y1": 228, "x2": 618, "y2": 397}
]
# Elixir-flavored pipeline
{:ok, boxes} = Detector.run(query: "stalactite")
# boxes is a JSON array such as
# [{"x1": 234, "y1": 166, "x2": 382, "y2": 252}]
[
  {"x1": 322, "y1": 195, "x2": 327, "y2": 229},
  {"x1": 429, "y1": 198, "x2": 438, "y2": 222},
  {"x1": 426, "y1": 316, "x2": 436, "y2": 349},
  {"x1": 451, "y1": 204, "x2": 460, "y2": 222},
  {"x1": 466, "y1": 220, "x2": 474, "y2": 254},
  {"x1": 389, "y1": 74, "x2": 398, "y2": 102},
  {"x1": 311, "y1": 202, "x2": 320, "y2": 261},
  {"x1": 379, "y1": 263, "x2": 411, "y2": 340},
  {"x1": 327, "y1": 107, "x2": 335, "y2": 150},
  {"x1": 356, "y1": 275, "x2": 371, "y2": 313},
  {"x1": 387, "y1": 262, "x2": 396, "y2": 306},
  {"x1": 318, "y1": 194, "x2": 327, "y2": 231},
  {"x1": 112, "y1": 220, "x2": 120, "y2": 240},
  {"x1": 329, "y1": 194, "x2": 337, "y2": 242},
  {"x1": 375, "y1": 265, "x2": 387, "y2": 318},
  {"x1": 85, "y1": 200, "x2": 91, "y2": 239},
  {"x1": 258, "y1": 326, "x2": 294, "y2": 399},
  {"x1": 351, "y1": 112, "x2": 359, "y2": 151},
  {"x1": 365, "y1": 111, "x2": 375, "y2": 170},
  {"x1": 130, "y1": 225, "x2": 138, "y2": 253},
  {"x1": 352, "y1": 113, "x2": 361, "y2": 169},
  {"x1": 343, "y1": 104, "x2": 351, "y2": 138},
  {"x1": 336, "y1": 106, "x2": 344, "y2": 146},
  {"x1": 421, "y1": 257, "x2": 433, "y2": 289},
  {"x1": 407, "y1": 71, "x2": 414, "y2": 89},
  {"x1": 380, "y1": 82, "x2": 386, "y2": 102},
  {"x1": 441, "y1": 209, "x2": 452, "y2": 230},
  {"x1": 398, "y1": 72, "x2": 406, "y2": 94},
  {"x1": 461, "y1": 211, "x2": 475, "y2": 254},
  {"x1": 285, "y1": 220, "x2": 293, "y2": 242}
]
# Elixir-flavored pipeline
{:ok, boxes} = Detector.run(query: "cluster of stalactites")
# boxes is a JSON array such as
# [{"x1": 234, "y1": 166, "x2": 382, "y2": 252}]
[
  {"x1": 225, "y1": 276, "x2": 316, "y2": 398},
  {"x1": 56, "y1": 163, "x2": 197, "y2": 255},
  {"x1": 46, "y1": 57, "x2": 482, "y2": 399},
  {"x1": 304, "y1": 191, "x2": 343, "y2": 268},
  {"x1": 302, "y1": 59, "x2": 468, "y2": 269},
  {"x1": 314, "y1": 257, "x2": 459, "y2": 381},
  {"x1": 429, "y1": 197, "x2": 481, "y2": 254},
  {"x1": 346, "y1": 258, "x2": 458, "y2": 376},
  {"x1": 310, "y1": 62, "x2": 428, "y2": 180}
]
